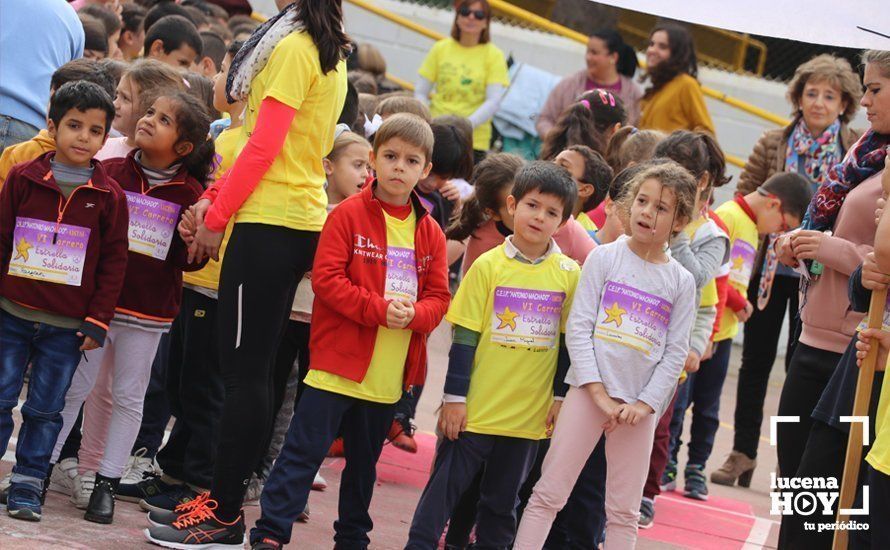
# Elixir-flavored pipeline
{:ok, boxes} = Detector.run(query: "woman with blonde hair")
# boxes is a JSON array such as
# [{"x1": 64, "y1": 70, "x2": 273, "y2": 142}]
[{"x1": 712, "y1": 54, "x2": 863, "y2": 489}]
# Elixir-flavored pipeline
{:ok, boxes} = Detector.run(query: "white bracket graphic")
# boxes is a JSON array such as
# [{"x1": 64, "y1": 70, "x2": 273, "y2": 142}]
[{"x1": 770, "y1": 416, "x2": 800, "y2": 446}]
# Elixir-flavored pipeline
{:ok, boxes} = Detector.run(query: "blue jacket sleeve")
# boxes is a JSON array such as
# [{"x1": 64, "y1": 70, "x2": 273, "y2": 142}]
[{"x1": 848, "y1": 265, "x2": 870, "y2": 313}]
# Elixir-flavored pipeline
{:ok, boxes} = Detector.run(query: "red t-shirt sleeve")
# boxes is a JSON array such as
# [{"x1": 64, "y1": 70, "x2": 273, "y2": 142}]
[{"x1": 202, "y1": 97, "x2": 296, "y2": 232}]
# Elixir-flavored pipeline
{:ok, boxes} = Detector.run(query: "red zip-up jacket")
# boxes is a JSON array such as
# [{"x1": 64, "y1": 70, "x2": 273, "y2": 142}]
[
  {"x1": 310, "y1": 182, "x2": 451, "y2": 388},
  {"x1": 0, "y1": 152, "x2": 129, "y2": 344},
  {"x1": 103, "y1": 150, "x2": 207, "y2": 322}
]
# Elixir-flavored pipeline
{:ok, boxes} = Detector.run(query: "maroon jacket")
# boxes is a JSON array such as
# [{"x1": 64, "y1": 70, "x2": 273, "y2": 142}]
[
  {"x1": 102, "y1": 150, "x2": 206, "y2": 322},
  {"x1": 0, "y1": 152, "x2": 129, "y2": 344}
]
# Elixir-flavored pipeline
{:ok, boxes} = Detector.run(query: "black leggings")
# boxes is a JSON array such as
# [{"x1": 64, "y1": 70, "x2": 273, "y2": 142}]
[{"x1": 210, "y1": 223, "x2": 319, "y2": 521}]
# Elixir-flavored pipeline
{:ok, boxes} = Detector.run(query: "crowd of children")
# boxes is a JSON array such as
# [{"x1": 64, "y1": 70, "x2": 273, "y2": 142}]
[{"x1": 0, "y1": 1, "x2": 889, "y2": 549}]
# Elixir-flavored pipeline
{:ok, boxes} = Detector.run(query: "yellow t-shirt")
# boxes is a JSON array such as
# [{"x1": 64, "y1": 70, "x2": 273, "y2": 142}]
[
  {"x1": 576, "y1": 212, "x2": 598, "y2": 238},
  {"x1": 183, "y1": 127, "x2": 241, "y2": 291},
  {"x1": 304, "y1": 209, "x2": 417, "y2": 404},
  {"x1": 713, "y1": 201, "x2": 759, "y2": 342},
  {"x1": 446, "y1": 244, "x2": 580, "y2": 439},
  {"x1": 418, "y1": 38, "x2": 509, "y2": 151},
  {"x1": 684, "y1": 217, "x2": 719, "y2": 308},
  {"x1": 234, "y1": 31, "x2": 347, "y2": 232},
  {"x1": 866, "y1": 356, "x2": 890, "y2": 475}
]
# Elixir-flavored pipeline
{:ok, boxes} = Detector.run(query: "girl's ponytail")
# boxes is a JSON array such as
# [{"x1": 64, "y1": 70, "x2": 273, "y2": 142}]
[
  {"x1": 299, "y1": 0, "x2": 352, "y2": 74},
  {"x1": 616, "y1": 43, "x2": 639, "y2": 79},
  {"x1": 446, "y1": 195, "x2": 487, "y2": 241},
  {"x1": 699, "y1": 131, "x2": 731, "y2": 189},
  {"x1": 167, "y1": 91, "x2": 216, "y2": 184},
  {"x1": 540, "y1": 102, "x2": 604, "y2": 161},
  {"x1": 445, "y1": 153, "x2": 525, "y2": 241}
]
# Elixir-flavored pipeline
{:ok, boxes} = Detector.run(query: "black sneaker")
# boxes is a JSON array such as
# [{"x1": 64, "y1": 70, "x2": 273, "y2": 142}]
[
  {"x1": 684, "y1": 463, "x2": 709, "y2": 501},
  {"x1": 117, "y1": 473, "x2": 168, "y2": 504},
  {"x1": 638, "y1": 497, "x2": 655, "y2": 529},
  {"x1": 143, "y1": 498, "x2": 245, "y2": 549},
  {"x1": 140, "y1": 483, "x2": 200, "y2": 514}
]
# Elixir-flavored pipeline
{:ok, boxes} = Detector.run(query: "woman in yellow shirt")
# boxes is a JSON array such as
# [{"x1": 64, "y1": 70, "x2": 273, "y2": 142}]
[
  {"x1": 638, "y1": 23, "x2": 715, "y2": 135},
  {"x1": 414, "y1": 0, "x2": 509, "y2": 159},
  {"x1": 149, "y1": 1, "x2": 350, "y2": 546}
]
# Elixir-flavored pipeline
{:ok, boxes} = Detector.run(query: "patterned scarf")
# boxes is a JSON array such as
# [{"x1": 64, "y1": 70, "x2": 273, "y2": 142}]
[
  {"x1": 802, "y1": 129, "x2": 890, "y2": 232},
  {"x1": 785, "y1": 118, "x2": 842, "y2": 186},
  {"x1": 225, "y1": 2, "x2": 303, "y2": 103}
]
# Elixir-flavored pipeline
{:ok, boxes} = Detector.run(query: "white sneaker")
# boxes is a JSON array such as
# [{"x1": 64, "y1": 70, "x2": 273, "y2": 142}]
[
  {"x1": 48, "y1": 457, "x2": 79, "y2": 496},
  {"x1": 70, "y1": 471, "x2": 95, "y2": 509},
  {"x1": 312, "y1": 471, "x2": 327, "y2": 491},
  {"x1": 121, "y1": 447, "x2": 157, "y2": 486}
]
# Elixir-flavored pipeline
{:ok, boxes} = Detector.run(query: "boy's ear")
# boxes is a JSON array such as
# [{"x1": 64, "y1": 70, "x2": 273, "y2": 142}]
[
  {"x1": 199, "y1": 57, "x2": 217, "y2": 78},
  {"x1": 148, "y1": 39, "x2": 165, "y2": 59},
  {"x1": 578, "y1": 182, "x2": 594, "y2": 200},
  {"x1": 421, "y1": 160, "x2": 433, "y2": 180},
  {"x1": 484, "y1": 206, "x2": 499, "y2": 221},
  {"x1": 46, "y1": 119, "x2": 57, "y2": 140},
  {"x1": 505, "y1": 194, "x2": 517, "y2": 217},
  {"x1": 367, "y1": 149, "x2": 376, "y2": 172}
]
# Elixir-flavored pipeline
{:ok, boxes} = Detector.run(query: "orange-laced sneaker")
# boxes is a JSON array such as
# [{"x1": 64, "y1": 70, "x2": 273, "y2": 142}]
[
  {"x1": 144, "y1": 496, "x2": 246, "y2": 549},
  {"x1": 145, "y1": 490, "x2": 209, "y2": 527},
  {"x1": 175, "y1": 491, "x2": 209, "y2": 514}
]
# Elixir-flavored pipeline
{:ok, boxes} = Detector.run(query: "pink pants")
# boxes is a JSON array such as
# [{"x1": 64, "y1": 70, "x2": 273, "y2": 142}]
[
  {"x1": 514, "y1": 386, "x2": 657, "y2": 550},
  {"x1": 78, "y1": 358, "x2": 115, "y2": 473}
]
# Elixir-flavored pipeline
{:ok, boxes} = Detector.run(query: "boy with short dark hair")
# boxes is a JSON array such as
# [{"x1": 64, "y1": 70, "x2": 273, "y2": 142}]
[
  {"x1": 0, "y1": 80, "x2": 129, "y2": 521},
  {"x1": 196, "y1": 31, "x2": 227, "y2": 77},
  {"x1": 554, "y1": 145, "x2": 614, "y2": 237},
  {"x1": 0, "y1": 59, "x2": 116, "y2": 184},
  {"x1": 406, "y1": 161, "x2": 582, "y2": 549},
  {"x1": 144, "y1": 15, "x2": 203, "y2": 70}
]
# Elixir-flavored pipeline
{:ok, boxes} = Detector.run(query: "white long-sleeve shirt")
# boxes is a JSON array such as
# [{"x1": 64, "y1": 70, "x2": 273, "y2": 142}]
[{"x1": 565, "y1": 237, "x2": 696, "y2": 416}]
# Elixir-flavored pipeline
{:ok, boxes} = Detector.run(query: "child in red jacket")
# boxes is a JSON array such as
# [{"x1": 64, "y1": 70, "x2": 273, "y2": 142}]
[
  {"x1": 0, "y1": 82, "x2": 128, "y2": 521},
  {"x1": 247, "y1": 114, "x2": 450, "y2": 549}
]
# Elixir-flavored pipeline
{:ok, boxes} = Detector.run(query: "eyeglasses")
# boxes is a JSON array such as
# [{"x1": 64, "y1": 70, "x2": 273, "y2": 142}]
[
  {"x1": 458, "y1": 6, "x2": 487, "y2": 20},
  {"x1": 758, "y1": 188, "x2": 792, "y2": 233}
]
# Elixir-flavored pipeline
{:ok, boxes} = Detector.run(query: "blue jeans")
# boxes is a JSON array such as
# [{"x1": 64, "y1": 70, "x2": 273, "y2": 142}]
[
  {"x1": 0, "y1": 115, "x2": 39, "y2": 155},
  {"x1": 669, "y1": 338, "x2": 733, "y2": 467},
  {"x1": 0, "y1": 310, "x2": 82, "y2": 485}
]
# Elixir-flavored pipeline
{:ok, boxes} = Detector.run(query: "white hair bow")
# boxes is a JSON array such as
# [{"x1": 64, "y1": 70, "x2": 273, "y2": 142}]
[{"x1": 364, "y1": 114, "x2": 383, "y2": 138}]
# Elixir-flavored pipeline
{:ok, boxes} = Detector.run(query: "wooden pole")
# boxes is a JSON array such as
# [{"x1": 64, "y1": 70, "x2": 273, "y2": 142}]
[{"x1": 833, "y1": 287, "x2": 886, "y2": 549}]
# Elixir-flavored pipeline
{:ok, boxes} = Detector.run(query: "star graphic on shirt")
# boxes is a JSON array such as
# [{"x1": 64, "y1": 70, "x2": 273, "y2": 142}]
[
  {"x1": 732, "y1": 254, "x2": 746, "y2": 271},
  {"x1": 496, "y1": 306, "x2": 519, "y2": 331},
  {"x1": 13, "y1": 237, "x2": 33, "y2": 263},
  {"x1": 602, "y1": 302, "x2": 627, "y2": 328}
]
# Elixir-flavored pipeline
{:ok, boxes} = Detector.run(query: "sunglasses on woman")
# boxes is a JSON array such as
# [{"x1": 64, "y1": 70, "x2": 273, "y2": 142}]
[{"x1": 459, "y1": 6, "x2": 487, "y2": 20}]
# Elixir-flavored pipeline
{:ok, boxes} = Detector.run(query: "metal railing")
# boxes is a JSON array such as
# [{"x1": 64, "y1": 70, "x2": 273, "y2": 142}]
[{"x1": 486, "y1": 0, "x2": 788, "y2": 128}]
